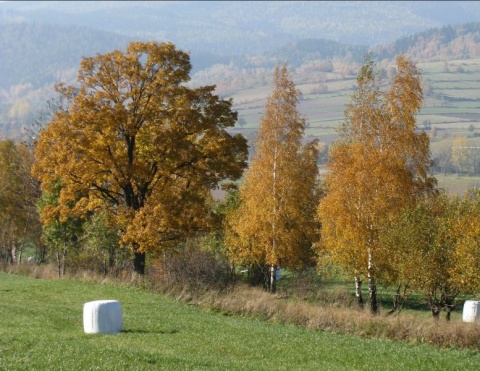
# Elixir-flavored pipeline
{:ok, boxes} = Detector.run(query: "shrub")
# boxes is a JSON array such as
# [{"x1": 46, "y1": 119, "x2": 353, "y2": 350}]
[{"x1": 149, "y1": 240, "x2": 234, "y2": 292}]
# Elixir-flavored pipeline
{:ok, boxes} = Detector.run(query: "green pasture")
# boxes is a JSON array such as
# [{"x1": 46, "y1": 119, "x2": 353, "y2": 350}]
[{"x1": 1, "y1": 272, "x2": 479, "y2": 370}]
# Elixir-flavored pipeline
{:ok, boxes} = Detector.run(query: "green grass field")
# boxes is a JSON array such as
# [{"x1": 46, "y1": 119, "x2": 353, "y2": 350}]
[{"x1": 1, "y1": 272, "x2": 479, "y2": 370}]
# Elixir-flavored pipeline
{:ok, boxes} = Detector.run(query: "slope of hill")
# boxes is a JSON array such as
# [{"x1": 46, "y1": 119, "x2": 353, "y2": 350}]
[
  {"x1": 0, "y1": 22, "x2": 134, "y2": 90},
  {"x1": 374, "y1": 23, "x2": 480, "y2": 62},
  {"x1": 265, "y1": 39, "x2": 368, "y2": 67}
]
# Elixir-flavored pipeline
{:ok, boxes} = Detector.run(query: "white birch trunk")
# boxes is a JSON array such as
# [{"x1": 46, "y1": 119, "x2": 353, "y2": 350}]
[
  {"x1": 270, "y1": 144, "x2": 278, "y2": 293},
  {"x1": 354, "y1": 275, "x2": 364, "y2": 308}
]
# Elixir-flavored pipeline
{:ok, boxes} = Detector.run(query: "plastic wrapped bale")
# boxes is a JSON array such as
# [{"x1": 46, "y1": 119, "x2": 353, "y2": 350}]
[
  {"x1": 462, "y1": 300, "x2": 480, "y2": 323},
  {"x1": 83, "y1": 300, "x2": 123, "y2": 334}
]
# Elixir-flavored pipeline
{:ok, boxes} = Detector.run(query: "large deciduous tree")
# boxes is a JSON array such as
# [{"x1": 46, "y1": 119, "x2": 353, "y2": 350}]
[
  {"x1": 317, "y1": 55, "x2": 436, "y2": 313},
  {"x1": 225, "y1": 65, "x2": 319, "y2": 293},
  {"x1": 32, "y1": 41, "x2": 248, "y2": 274}
]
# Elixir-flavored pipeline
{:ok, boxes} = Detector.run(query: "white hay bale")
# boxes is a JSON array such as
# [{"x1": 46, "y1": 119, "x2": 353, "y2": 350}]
[
  {"x1": 462, "y1": 300, "x2": 480, "y2": 323},
  {"x1": 83, "y1": 300, "x2": 123, "y2": 334}
]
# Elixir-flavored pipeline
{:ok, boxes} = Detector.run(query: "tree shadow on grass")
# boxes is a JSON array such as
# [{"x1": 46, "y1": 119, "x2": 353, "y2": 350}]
[{"x1": 122, "y1": 328, "x2": 180, "y2": 335}]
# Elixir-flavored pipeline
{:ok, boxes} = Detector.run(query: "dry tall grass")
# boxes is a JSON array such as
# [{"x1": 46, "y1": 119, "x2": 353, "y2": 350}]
[
  {"x1": 195, "y1": 284, "x2": 480, "y2": 350},
  {"x1": 4, "y1": 263, "x2": 480, "y2": 350}
]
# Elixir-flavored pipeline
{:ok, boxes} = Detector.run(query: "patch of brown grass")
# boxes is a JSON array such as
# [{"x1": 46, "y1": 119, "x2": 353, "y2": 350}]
[
  {"x1": 5, "y1": 262, "x2": 59, "y2": 279},
  {"x1": 4, "y1": 263, "x2": 143, "y2": 286},
  {"x1": 193, "y1": 283, "x2": 480, "y2": 350}
]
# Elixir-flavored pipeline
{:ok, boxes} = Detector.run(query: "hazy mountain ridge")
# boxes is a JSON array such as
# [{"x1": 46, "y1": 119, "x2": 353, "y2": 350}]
[
  {"x1": 3, "y1": 1, "x2": 480, "y2": 54},
  {"x1": 0, "y1": 22, "x2": 134, "y2": 90},
  {"x1": 373, "y1": 23, "x2": 480, "y2": 62},
  {"x1": 191, "y1": 22, "x2": 480, "y2": 94},
  {"x1": 2, "y1": 1, "x2": 480, "y2": 140}
]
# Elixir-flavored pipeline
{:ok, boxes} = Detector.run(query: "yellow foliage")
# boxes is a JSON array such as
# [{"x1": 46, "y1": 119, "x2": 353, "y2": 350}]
[
  {"x1": 32, "y1": 42, "x2": 248, "y2": 269},
  {"x1": 380, "y1": 191, "x2": 480, "y2": 308},
  {"x1": 0, "y1": 140, "x2": 40, "y2": 263},
  {"x1": 226, "y1": 65, "x2": 319, "y2": 270},
  {"x1": 317, "y1": 55, "x2": 436, "y2": 286}
]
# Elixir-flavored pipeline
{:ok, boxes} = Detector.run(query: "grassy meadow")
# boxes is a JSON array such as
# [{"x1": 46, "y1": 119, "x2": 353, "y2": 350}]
[{"x1": 1, "y1": 272, "x2": 479, "y2": 370}]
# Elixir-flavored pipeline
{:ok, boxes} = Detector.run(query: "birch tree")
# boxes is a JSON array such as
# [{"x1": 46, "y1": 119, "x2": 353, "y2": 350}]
[
  {"x1": 317, "y1": 55, "x2": 436, "y2": 313},
  {"x1": 226, "y1": 65, "x2": 319, "y2": 293}
]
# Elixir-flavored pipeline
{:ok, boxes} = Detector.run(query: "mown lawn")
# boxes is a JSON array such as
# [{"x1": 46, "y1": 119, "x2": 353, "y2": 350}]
[{"x1": 0, "y1": 272, "x2": 479, "y2": 370}]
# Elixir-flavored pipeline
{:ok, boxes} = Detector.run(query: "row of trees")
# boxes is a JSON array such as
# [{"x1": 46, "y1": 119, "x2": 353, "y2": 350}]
[
  {"x1": 2, "y1": 42, "x2": 479, "y2": 319},
  {"x1": 381, "y1": 191, "x2": 480, "y2": 319},
  {"x1": 224, "y1": 54, "x2": 480, "y2": 317},
  {"x1": 318, "y1": 55, "x2": 436, "y2": 313}
]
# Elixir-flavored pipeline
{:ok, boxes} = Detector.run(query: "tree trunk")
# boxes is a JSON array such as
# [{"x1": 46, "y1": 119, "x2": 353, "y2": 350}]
[
  {"x1": 56, "y1": 251, "x2": 61, "y2": 277},
  {"x1": 18, "y1": 245, "x2": 23, "y2": 265},
  {"x1": 269, "y1": 264, "x2": 277, "y2": 293},
  {"x1": 57, "y1": 242, "x2": 66, "y2": 277},
  {"x1": 388, "y1": 285, "x2": 408, "y2": 314},
  {"x1": 39, "y1": 244, "x2": 47, "y2": 264},
  {"x1": 133, "y1": 251, "x2": 145, "y2": 275},
  {"x1": 367, "y1": 249, "x2": 378, "y2": 314},
  {"x1": 445, "y1": 308, "x2": 452, "y2": 321},
  {"x1": 354, "y1": 275, "x2": 364, "y2": 308},
  {"x1": 368, "y1": 273, "x2": 378, "y2": 314},
  {"x1": 269, "y1": 144, "x2": 278, "y2": 295},
  {"x1": 444, "y1": 294, "x2": 455, "y2": 321},
  {"x1": 109, "y1": 247, "x2": 115, "y2": 270},
  {"x1": 431, "y1": 308, "x2": 441, "y2": 319},
  {"x1": 9, "y1": 243, "x2": 16, "y2": 265},
  {"x1": 428, "y1": 294, "x2": 442, "y2": 320}
]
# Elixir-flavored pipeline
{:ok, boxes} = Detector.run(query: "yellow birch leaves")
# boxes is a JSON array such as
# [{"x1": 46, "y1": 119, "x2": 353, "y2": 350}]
[
  {"x1": 317, "y1": 55, "x2": 436, "y2": 294},
  {"x1": 226, "y1": 65, "x2": 319, "y2": 271}
]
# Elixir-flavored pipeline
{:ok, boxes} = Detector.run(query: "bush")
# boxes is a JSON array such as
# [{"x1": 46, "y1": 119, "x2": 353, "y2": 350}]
[{"x1": 149, "y1": 241, "x2": 234, "y2": 292}]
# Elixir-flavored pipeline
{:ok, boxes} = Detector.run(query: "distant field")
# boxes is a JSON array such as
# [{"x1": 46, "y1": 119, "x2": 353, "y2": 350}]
[
  {"x1": 1, "y1": 272, "x2": 479, "y2": 370},
  {"x1": 436, "y1": 174, "x2": 480, "y2": 195},
  {"x1": 230, "y1": 57, "x2": 480, "y2": 141},
  {"x1": 229, "y1": 57, "x2": 480, "y2": 195}
]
